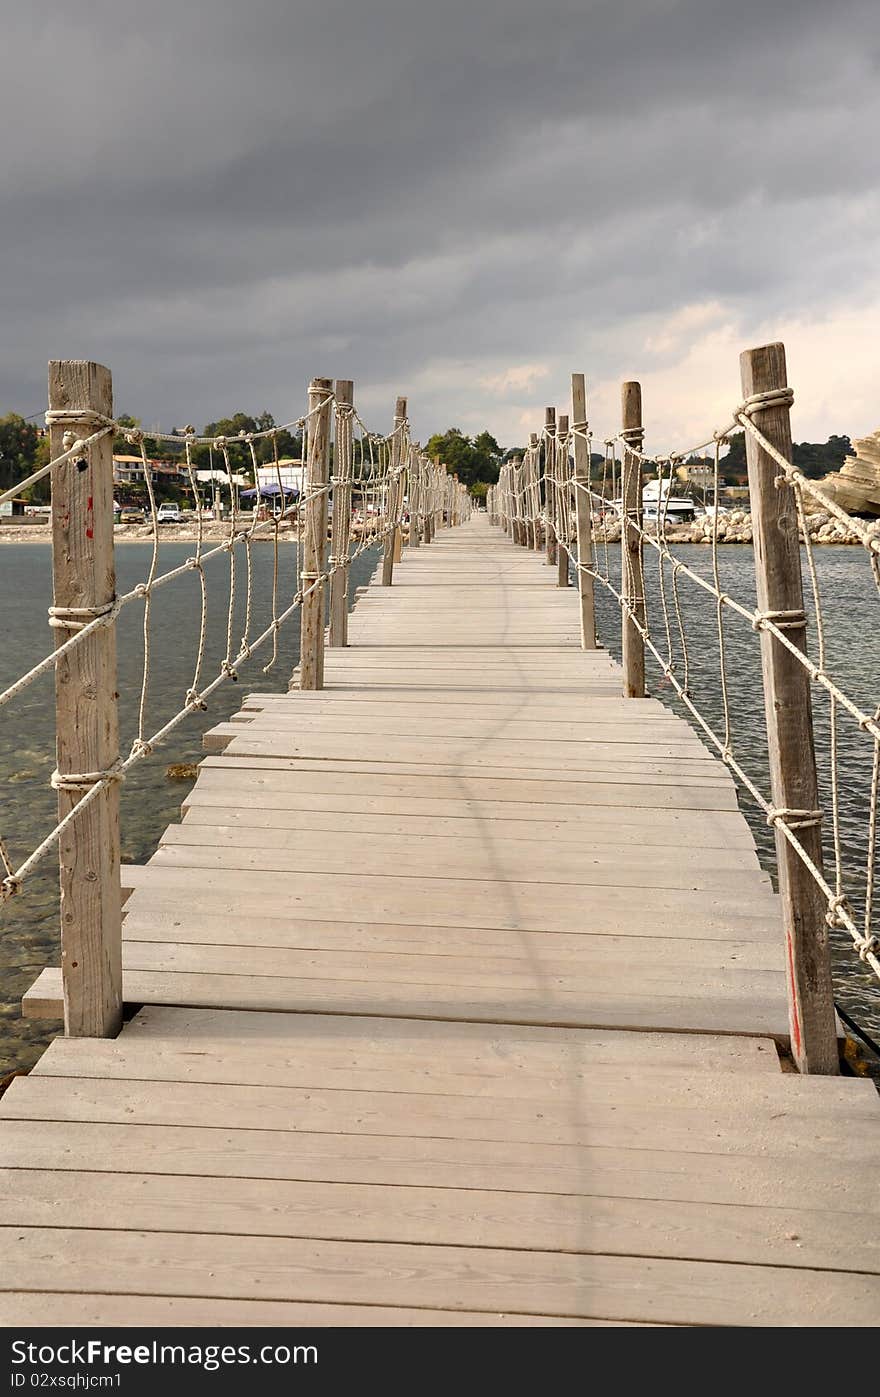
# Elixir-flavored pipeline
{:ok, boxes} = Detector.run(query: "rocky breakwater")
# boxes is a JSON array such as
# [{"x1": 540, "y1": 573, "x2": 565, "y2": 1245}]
[{"x1": 591, "y1": 508, "x2": 878, "y2": 546}]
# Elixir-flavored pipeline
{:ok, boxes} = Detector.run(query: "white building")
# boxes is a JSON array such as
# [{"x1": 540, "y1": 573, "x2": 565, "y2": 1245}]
[{"x1": 256, "y1": 459, "x2": 306, "y2": 494}]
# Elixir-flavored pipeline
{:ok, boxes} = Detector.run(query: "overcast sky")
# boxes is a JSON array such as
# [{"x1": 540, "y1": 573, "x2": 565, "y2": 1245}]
[{"x1": 2, "y1": 0, "x2": 878, "y2": 452}]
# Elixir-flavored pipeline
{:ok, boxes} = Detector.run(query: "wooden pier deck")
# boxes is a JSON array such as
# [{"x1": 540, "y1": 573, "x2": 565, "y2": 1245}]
[{"x1": 4, "y1": 514, "x2": 879, "y2": 1325}]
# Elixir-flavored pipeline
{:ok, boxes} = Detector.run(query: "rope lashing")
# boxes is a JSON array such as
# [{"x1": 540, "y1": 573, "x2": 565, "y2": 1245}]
[
  {"x1": 766, "y1": 807, "x2": 822, "y2": 831},
  {"x1": 48, "y1": 601, "x2": 117, "y2": 632},
  {"x1": 751, "y1": 608, "x2": 807, "y2": 632},
  {"x1": 50, "y1": 759, "x2": 125, "y2": 793},
  {"x1": 738, "y1": 387, "x2": 795, "y2": 416}
]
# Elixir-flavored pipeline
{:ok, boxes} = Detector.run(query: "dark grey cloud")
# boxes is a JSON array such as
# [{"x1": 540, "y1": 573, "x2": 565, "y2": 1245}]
[{"x1": 1, "y1": 0, "x2": 878, "y2": 443}]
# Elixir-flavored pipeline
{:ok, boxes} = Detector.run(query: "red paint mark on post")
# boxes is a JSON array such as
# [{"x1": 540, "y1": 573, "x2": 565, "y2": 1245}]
[
  {"x1": 86, "y1": 495, "x2": 94, "y2": 540},
  {"x1": 785, "y1": 932, "x2": 802, "y2": 1058}
]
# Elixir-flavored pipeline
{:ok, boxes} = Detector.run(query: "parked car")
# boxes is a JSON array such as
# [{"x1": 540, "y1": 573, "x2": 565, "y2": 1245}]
[
  {"x1": 156, "y1": 503, "x2": 182, "y2": 524},
  {"x1": 118, "y1": 507, "x2": 145, "y2": 525}
]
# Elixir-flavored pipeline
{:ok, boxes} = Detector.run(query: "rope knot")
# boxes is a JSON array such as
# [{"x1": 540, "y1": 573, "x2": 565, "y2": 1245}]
[
  {"x1": 125, "y1": 429, "x2": 144, "y2": 446},
  {"x1": 221, "y1": 660, "x2": 239, "y2": 682},
  {"x1": 855, "y1": 933, "x2": 880, "y2": 963},
  {"x1": 129, "y1": 739, "x2": 153, "y2": 760},
  {"x1": 185, "y1": 688, "x2": 208, "y2": 711},
  {"x1": 825, "y1": 893, "x2": 853, "y2": 930}
]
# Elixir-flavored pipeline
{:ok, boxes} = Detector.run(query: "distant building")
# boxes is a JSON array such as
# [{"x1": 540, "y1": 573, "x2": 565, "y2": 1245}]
[
  {"x1": 113, "y1": 455, "x2": 186, "y2": 486},
  {"x1": 674, "y1": 460, "x2": 720, "y2": 489},
  {"x1": 256, "y1": 459, "x2": 305, "y2": 494}
]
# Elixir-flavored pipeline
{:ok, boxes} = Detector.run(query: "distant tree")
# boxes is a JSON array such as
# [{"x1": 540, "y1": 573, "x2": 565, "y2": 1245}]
[
  {"x1": 190, "y1": 412, "x2": 301, "y2": 474},
  {"x1": 723, "y1": 432, "x2": 852, "y2": 481},
  {"x1": 0, "y1": 412, "x2": 38, "y2": 493},
  {"x1": 424, "y1": 428, "x2": 503, "y2": 491}
]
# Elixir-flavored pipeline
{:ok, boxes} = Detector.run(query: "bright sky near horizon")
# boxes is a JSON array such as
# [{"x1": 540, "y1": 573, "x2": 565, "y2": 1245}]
[{"x1": 2, "y1": 0, "x2": 878, "y2": 453}]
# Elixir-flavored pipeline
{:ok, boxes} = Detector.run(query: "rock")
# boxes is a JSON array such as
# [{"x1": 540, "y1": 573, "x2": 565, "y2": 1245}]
[{"x1": 816, "y1": 429, "x2": 880, "y2": 515}]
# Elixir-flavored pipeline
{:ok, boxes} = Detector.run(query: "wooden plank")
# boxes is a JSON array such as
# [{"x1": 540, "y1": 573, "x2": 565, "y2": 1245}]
[
  {"x1": 0, "y1": 1118, "x2": 869, "y2": 1214},
  {"x1": 151, "y1": 827, "x2": 771, "y2": 891},
  {"x1": 179, "y1": 798, "x2": 759, "y2": 850},
  {"x1": 22, "y1": 965, "x2": 792, "y2": 1036},
  {"x1": 35, "y1": 1005, "x2": 782, "y2": 1078},
  {"x1": 117, "y1": 913, "x2": 784, "y2": 973},
  {"x1": 125, "y1": 860, "x2": 781, "y2": 920},
  {"x1": 193, "y1": 761, "x2": 743, "y2": 808},
  {"x1": 3, "y1": 1228, "x2": 877, "y2": 1324},
  {"x1": 0, "y1": 1293, "x2": 605, "y2": 1326},
  {"x1": 7, "y1": 1073, "x2": 876, "y2": 1149},
  {"x1": 110, "y1": 940, "x2": 785, "y2": 1000},
  {"x1": 2, "y1": 1170, "x2": 877, "y2": 1275}
]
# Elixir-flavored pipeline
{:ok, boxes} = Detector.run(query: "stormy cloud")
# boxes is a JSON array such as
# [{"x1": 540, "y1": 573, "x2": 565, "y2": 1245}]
[{"x1": 2, "y1": 0, "x2": 878, "y2": 447}]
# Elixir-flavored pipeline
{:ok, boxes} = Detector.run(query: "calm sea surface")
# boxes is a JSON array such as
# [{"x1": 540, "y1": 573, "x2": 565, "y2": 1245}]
[{"x1": 1, "y1": 538, "x2": 878, "y2": 1076}]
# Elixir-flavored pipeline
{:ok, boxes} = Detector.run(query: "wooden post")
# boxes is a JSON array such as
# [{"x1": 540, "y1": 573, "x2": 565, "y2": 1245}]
[
  {"x1": 299, "y1": 377, "x2": 333, "y2": 688},
  {"x1": 556, "y1": 415, "x2": 570, "y2": 587},
  {"x1": 621, "y1": 381, "x2": 645, "y2": 698},
  {"x1": 741, "y1": 341, "x2": 838, "y2": 1074},
  {"x1": 328, "y1": 378, "x2": 354, "y2": 648},
  {"x1": 528, "y1": 433, "x2": 541, "y2": 548},
  {"x1": 48, "y1": 360, "x2": 122, "y2": 1038},
  {"x1": 571, "y1": 373, "x2": 597, "y2": 648},
  {"x1": 433, "y1": 456, "x2": 442, "y2": 533},
  {"x1": 381, "y1": 397, "x2": 407, "y2": 585},
  {"x1": 509, "y1": 455, "x2": 520, "y2": 544},
  {"x1": 409, "y1": 447, "x2": 421, "y2": 549},
  {"x1": 544, "y1": 407, "x2": 557, "y2": 564}
]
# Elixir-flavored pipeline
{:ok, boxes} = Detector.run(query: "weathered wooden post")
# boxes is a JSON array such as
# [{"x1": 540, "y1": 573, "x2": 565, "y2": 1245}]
[
  {"x1": 48, "y1": 360, "x2": 122, "y2": 1038},
  {"x1": 424, "y1": 460, "x2": 433, "y2": 543},
  {"x1": 409, "y1": 446, "x2": 421, "y2": 549},
  {"x1": 741, "y1": 341, "x2": 838, "y2": 1074},
  {"x1": 510, "y1": 455, "x2": 521, "y2": 543},
  {"x1": 528, "y1": 433, "x2": 541, "y2": 548},
  {"x1": 544, "y1": 407, "x2": 557, "y2": 564},
  {"x1": 556, "y1": 415, "x2": 570, "y2": 587},
  {"x1": 328, "y1": 378, "x2": 354, "y2": 648},
  {"x1": 571, "y1": 374, "x2": 597, "y2": 648},
  {"x1": 381, "y1": 397, "x2": 407, "y2": 585},
  {"x1": 433, "y1": 456, "x2": 443, "y2": 533},
  {"x1": 621, "y1": 381, "x2": 645, "y2": 698},
  {"x1": 299, "y1": 376, "x2": 334, "y2": 688}
]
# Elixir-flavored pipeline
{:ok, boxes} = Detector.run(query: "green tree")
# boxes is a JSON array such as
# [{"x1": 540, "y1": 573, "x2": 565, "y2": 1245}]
[
  {"x1": 424, "y1": 427, "x2": 503, "y2": 491},
  {"x1": 0, "y1": 413, "x2": 39, "y2": 493},
  {"x1": 723, "y1": 432, "x2": 851, "y2": 481}
]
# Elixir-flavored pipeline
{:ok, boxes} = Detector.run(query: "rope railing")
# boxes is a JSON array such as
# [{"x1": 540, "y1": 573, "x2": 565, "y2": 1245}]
[
  {"x1": 1, "y1": 361, "x2": 470, "y2": 1035},
  {"x1": 489, "y1": 345, "x2": 879, "y2": 1072}
]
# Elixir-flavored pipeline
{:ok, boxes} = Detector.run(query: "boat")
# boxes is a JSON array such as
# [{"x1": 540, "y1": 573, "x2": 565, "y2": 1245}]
[{"x1": 608, "y1": 478, "x2": 698, "y2": 522}]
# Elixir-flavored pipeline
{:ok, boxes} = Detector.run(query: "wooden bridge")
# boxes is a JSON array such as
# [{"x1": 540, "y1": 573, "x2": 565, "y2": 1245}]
[{"x1": 3, "y1": 513, "x2": 879, "y2": 1326}]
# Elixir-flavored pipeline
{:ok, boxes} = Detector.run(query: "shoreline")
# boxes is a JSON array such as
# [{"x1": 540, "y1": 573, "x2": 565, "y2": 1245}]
[{"x1": 0, "y1": 524, "x2": 379, "y2": 545}]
